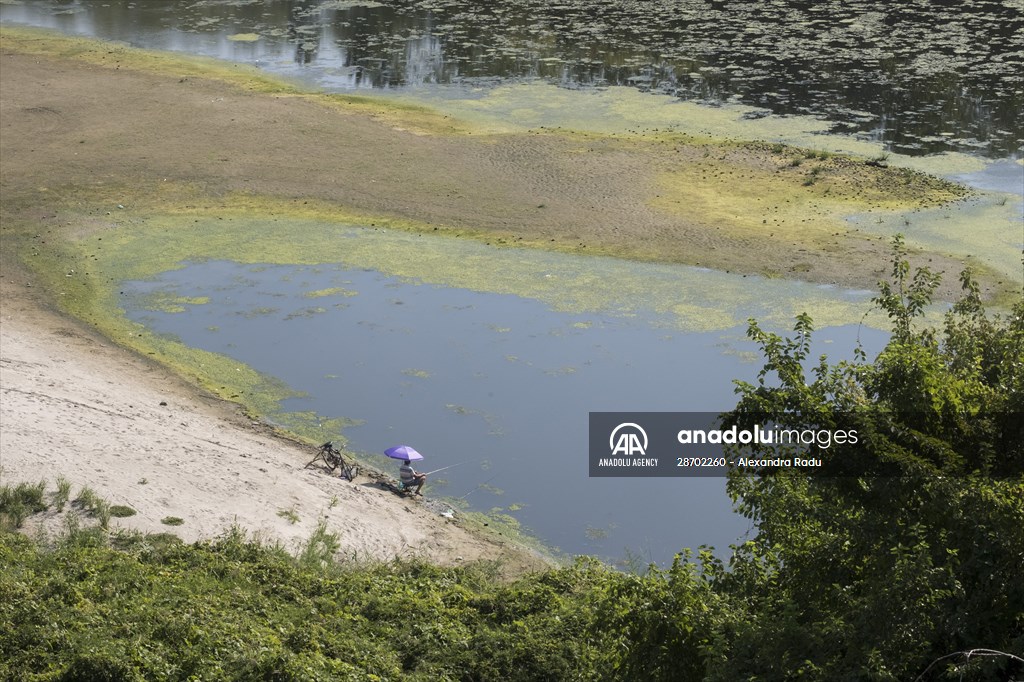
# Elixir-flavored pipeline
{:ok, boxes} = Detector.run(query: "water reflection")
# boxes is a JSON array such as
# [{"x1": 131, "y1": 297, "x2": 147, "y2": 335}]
[{"x1": 3, "y1": 0, "x2": 1021, "y2": 157}]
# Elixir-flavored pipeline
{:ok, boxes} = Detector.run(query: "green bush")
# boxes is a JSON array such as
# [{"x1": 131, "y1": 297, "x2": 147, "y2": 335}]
[
  {"x1": 60, "y1": 650, "x2": 143, "y2": 682},
  {"x1": 712, "y1": 237, "x2": 1024, "y2": 679},
  {"x1": 0, "y1": 529, "x2": 624, "y2": 680}
]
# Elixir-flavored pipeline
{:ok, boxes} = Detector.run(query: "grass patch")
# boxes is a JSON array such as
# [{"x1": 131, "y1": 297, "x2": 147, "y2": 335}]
[
  {"x1": 0, "y1": 481, "x2": 49, "y2": 531},
  {"x1": 53, "y1": 476, "x2": 72, "y2": 511},
  {"x1": 161, "y1": 516, "x2": 185, "y2": 526},
  {"x1": 804, "y1": 149, "x2": 831, "y2": 160},
  {"x1": 297, "y1": 520, "x2": 341, "y2": 569},
  {"x1": 0, "y1": 481, "x2": 48, "y2": 512},
  {"x1": 109, "y1": 505, "x2": 137, "y2": 518},
  {"x1": 94, "y1": 500, "x2": 112, "y2": 529},
  {"x1": 277, "y1": 507, "x2": 301, "y2": 525},
  {"x1": 73, "y1": 486, "x2": 101, "y2": 511}
]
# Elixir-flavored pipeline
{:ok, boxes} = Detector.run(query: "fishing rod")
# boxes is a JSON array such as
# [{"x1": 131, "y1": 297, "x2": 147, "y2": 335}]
[
  {"x1": 421, "y1": 462, "x2": 468, "y2": 476},
  {"x1": 460, "y1": 473, "x2": 499, "y2": 499}
]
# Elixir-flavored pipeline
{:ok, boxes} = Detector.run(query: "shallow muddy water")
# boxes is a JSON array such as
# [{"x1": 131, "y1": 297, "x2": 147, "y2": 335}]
[
  {"x1": 3, "y1": 0, "x2": 1021, "y2": 158},
  {"x1": 120, "y1": 256, "x2": 888, "y2": 564}
]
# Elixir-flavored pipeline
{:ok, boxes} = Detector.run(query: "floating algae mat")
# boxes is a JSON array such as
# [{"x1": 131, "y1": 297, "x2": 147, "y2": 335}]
[
  {"x1": 94, "y1": 213, "x2": 893, "y2": 333},
  {"x1": 108, "y1": 214, "x2": 895, "y2": 564}
]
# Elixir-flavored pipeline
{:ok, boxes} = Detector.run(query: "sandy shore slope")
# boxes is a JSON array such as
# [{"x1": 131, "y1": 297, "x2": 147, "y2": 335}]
[{"x1": 0, "y1": 276, "x2": 548, "y2": 572}]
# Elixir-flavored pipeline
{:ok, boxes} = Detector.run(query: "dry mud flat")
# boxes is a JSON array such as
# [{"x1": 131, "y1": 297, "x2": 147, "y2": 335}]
[{"x1": 0, "y1": 28, "x2": 997, "y2": 301}]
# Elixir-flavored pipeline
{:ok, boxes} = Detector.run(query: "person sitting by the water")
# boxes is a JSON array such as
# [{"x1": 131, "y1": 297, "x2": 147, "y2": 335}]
[{"x1": 399, "y1": 459, "x2": 426, "y2": 495}]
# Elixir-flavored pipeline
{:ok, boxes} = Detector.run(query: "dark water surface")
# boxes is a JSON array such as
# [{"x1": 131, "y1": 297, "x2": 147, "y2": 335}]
[
  {"x1": 3, "y1": 0, "x2": 1021, "y2": 158},
  {"x1": 121, "y1": 260, "x2": 888, "y2": 564}
]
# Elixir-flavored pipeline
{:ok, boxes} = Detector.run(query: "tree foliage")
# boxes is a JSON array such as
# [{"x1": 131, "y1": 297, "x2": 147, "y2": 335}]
[{"x1": 716, "y1": 236, "x2": 1024, "y2": 680}]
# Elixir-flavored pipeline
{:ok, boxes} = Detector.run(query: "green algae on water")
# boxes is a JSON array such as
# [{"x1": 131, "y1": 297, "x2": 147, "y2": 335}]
[
  {"x1": 79, "y1": 209, "x2": 910, "y2": 333},
  {"x1": 304, "y1": 287, "x2": 358, "y2": 298},
  {"x1": 135, "y1": 292, "x2": 210, "y2": 313},
  {"x1": 283, "y1": 306, "x2": 327, "y2": 320}
]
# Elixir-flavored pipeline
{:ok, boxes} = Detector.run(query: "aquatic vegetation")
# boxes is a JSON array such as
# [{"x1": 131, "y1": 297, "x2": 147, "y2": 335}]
[
  {"x1": 303, "y1": 287, "x2": 357, "y2": 298},
  {"x1": 238, "y1": 306, "x2": 279, "y2": 318},
  {"x1": 283, "y1": 306, "x2": 327, "y2": 320},
  {"x1": 134, "y1": 292, "x2": 210, "y2": 314},
  {"x1": 363, "y1": 2, "x2": 1021, "y2": 157},
  {"x1": 846, "y1": 193, "x2": 1024, "y2": 295},
  {"x1": 8, "y1": 0, "x2": 1019, "y2": 157},
  {"x1": 584, "y1": 526, "x2": 609, "y2": 540},
  {"x1": 268, "y1": 413, "x2": 362, "y2": 448}
]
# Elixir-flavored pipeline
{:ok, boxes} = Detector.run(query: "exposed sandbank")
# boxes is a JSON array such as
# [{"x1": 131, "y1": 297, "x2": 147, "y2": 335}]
[{"x1": 3, "y1": 27, "x2": 1007, "y2": 304}]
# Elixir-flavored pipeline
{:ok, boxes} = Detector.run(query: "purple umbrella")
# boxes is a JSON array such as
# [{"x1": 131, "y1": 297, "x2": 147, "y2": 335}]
[{"x1": 385, "y1": 445, "x2": 424, "y2": 461}]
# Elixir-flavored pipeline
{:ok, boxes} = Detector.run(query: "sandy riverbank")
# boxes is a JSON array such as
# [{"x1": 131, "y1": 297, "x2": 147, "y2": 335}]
[{"x1": 0, "y1": 271, "x2": 550, "y2": 573}]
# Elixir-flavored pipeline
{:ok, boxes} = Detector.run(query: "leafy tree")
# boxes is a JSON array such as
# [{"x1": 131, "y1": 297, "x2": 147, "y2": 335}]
[{"x1": 711, "y1": 236, "x2": 1024, "y2": 680}]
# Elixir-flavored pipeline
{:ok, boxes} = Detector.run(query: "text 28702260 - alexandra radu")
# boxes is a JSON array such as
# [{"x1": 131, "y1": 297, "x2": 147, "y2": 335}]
[{"x1": 589, "y1": 413, "x2": 861, "y2": 477}]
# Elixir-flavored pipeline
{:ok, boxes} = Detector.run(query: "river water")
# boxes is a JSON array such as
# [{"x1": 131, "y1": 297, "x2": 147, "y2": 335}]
[
  {"x1": 116, "y1": 234, "x2": 888, "y2": 565},
  {"x1": 4, "y1": 0, "x2": 1021, "y2": 564},
  {"x1": 3, "y1": 0, "x2": 1022, "y2": 157}
]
